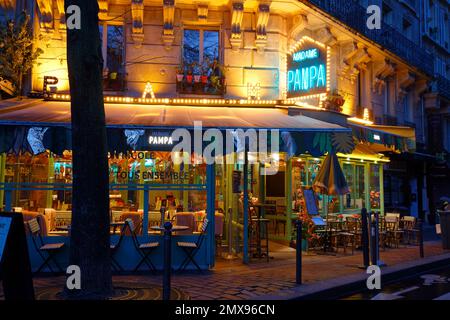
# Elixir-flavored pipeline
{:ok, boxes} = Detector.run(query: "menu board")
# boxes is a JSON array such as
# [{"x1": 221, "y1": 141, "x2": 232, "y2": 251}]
[
  {"x1": 0, "y1": 216, "x2": 12, "y2": 263},
  {"x1": 303, "y1": 189, "x2": 319, "y2": 215}
]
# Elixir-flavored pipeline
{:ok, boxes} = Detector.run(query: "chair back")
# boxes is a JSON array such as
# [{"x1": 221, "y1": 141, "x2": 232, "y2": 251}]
[
  {"x1": 23, "y1": 211, "x2": 49, "y2": 236},
  {"x1": 120, "y1": 212, "x2": 142, "y2": 235},
  {"x1": 401, "y1": 216, "x2": 416, "y2": 230},
  {"x1": 27, "y1": 218, "x2": 44, "y2": 252},
  {"x1": 345, "y1": 219, "x2": 359, "y2": 233},
  {"x1": 174, "y1": 212, "x2": 195, "y2": 234},
  {"x1": 384, "y1": 216, "x2": 398, "y2": 231}
]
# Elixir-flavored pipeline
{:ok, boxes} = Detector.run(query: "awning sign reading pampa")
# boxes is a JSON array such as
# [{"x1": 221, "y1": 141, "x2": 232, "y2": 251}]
[{"x1": 0, "y1": 125, "x2": 355, "y2": 157}]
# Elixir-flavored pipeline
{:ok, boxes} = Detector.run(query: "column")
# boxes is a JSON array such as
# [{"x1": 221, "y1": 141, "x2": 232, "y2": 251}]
[
  {"x1": 206, "y1": 164, "x2": 216, "y2": 267},
  {"x1": 285, "y1": 158, "x2": 293, "y2": 241},
  {"x1": 46, "y1": 154, "x2": 54, "y2": 208},
  {"x1": 138, "y1": 157, "x2": 145, "y2": 210},
  {"x1": 379, "y1": 164, "x2": 385, "y2": 216},
  {"x1": 364, "y1": 162, "x2": 370, "y2": 211},
  {"x1": 0, "y1": 153, "x2": 5, "y2": 209}
]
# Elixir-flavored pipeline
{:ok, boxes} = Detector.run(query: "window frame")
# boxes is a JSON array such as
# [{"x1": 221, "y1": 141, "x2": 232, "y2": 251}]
[
  {"x1": 181, "y1": 26, "x2": 223, "y2": 66},
  {"x1": 99, "y1": 21, "x2": 126, "y2": 73}
]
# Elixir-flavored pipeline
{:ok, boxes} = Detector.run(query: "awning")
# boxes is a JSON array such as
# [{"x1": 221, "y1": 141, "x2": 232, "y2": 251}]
[
  {"x1": 0, "y1": 100, "x2": 354, "y2": 156},
  {"x1": 349, "y1": 123, "x2": 416, "y2": 152},
  {"x1": 337, "y1": 143, "x2": 390, "y2": 162}
]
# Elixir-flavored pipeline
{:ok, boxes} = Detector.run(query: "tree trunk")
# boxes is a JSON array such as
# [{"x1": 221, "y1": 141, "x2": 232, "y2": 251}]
[{"x1": 65, "y1": 0, "x2": 112, "y2": 298}]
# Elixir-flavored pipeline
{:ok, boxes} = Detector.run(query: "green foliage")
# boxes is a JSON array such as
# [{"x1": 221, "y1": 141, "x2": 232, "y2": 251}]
[{"x1": 0, "y1": 12, "x2": 43, "y2": 96}]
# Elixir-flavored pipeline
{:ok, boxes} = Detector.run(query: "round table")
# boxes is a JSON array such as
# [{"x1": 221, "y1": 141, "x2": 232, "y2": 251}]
[{"x1": 150, "y1": 225, "x2": 189, "y2": 232}]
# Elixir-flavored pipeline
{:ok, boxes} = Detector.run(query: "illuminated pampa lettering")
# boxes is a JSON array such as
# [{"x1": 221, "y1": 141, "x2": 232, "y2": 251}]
[
  {"x1": 149, "y1": 136, "x2": 173, "y2": 145},
  {"x1": 287, "y1": 64, "x2": 326, "y2": 92}
]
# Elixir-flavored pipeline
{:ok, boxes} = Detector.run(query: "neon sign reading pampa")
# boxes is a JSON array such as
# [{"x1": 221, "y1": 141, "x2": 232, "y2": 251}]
[{"x1": 287, "y1": 43, "x2": 328, "y2": 99}]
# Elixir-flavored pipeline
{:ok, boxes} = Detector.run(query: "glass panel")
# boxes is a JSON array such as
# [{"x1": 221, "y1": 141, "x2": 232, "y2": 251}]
[
  {"x1": 342, "y1": 162, "x2": 365, "y2": 210},
  {"x1": 203, "y1": 30, "x2": 219, "y2": 64},
  {"x1": 369, "y1": 164, "x2": 381, "y2": 210},
  {"x1": 106, "y1": 25, "x2": 124, "y2": 74},
  {"x1": 183, "y1": 29, "x2": 200, "y2": 65}
]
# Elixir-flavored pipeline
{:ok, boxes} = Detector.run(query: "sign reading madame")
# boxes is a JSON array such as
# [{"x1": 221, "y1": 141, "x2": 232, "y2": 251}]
[{"x1": 287, "y1": 44, "x2": 327, "y2": 98}]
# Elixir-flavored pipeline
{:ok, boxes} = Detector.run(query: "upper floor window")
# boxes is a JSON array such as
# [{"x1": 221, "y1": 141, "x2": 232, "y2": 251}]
[
  {"x1": 183, "y1": 29, "x2": 220, "y2": 67},
  {"x1": 100, "y1": 23, "x2": 125, "y2": 91},
  {"x1": 402, "y1": 18, "x2": 412, "y2": 39},
  {"x1": 178, "y1": 28, "x2": 224, "y2": 95},
  {"x1": 382, "y1": 3, "x2": 393, "y2": 25}
]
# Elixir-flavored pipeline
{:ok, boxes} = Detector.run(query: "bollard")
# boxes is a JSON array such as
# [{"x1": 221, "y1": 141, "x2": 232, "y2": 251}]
[
  {"x1": 296, "y1": 220, "x2": 302, "y2": 285},
  {"x1": 419, "y1": 218, "x2": 424, "y2": 258},
  {"x1": 370, "y1": 212, "x2": 379, "y2": 266},
  {"x1": 163, "y1": 221, "x2": 172, "y2": 300},
  {"x1": 361, "y1": 208, "x2": 370, "y2": 268}
]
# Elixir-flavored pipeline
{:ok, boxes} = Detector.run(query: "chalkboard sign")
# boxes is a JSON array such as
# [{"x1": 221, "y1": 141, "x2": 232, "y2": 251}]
[
  {"x1": 266, "y1": 171, "x2": 285, "y2": 197},
  {"x1": 0, "y1": 212, "x2": 35, "y2": 300},
  {"x1": 303, "y1": 189, "x2": 319, "y2": 215}
]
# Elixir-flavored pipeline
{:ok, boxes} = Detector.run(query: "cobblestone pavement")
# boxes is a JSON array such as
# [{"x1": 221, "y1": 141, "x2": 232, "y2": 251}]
[{"x1": 2, "y1": 240, "x2": 447, "y2": 300}]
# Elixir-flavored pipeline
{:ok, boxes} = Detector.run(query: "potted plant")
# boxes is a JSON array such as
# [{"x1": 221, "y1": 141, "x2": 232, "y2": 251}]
[
  {"x1": 175, "y1": 64, "x2": 184, "y2": 82},
  {"x1": 295, "y1": 212, "x2": 320, "y2": 252},
  {"x1": 193, "y1": 62, "x2": 201, "y2": 83},
  {"x1": 186, "y1": 64, "x2": 194, "y2": 84},
  {"x1": 201, "y1": 64, "x2": 209, "y2": 85},
  {"x1": 324, "y1": 89, "x2": 345, "y2": 112},
  {"x1": 209, "y1": 59, "x2": 227, "y2": 93}
]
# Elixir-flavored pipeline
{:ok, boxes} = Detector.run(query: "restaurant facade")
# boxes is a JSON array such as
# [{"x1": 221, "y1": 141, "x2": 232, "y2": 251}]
[{"x1": 0, "y1": 0, "x2": 434, "y2": 271}]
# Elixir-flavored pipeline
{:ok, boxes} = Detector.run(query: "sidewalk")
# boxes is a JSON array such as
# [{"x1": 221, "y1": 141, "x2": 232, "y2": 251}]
[{"x1": 1, "y1": 240, "x2": 447, "y2": 300}]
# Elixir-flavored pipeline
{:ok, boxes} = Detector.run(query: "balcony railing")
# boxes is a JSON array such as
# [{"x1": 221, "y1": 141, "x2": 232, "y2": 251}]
[{"x1": 303, "y1": 0, "x2": 434, "y2": 76}]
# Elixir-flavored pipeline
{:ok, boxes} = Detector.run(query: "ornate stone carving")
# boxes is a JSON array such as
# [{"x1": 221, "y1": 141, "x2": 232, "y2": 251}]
[
  {"x1": 162, "y1": 0, "x2": 175, "y2": 49},
  {"x1": 197, "y1": 3, "x2": 208, "y2": 23},
  {"x1": 0, "y1": 0, "x2": 15, "y2": 10},
  {"x1": 131, "y1": 0, "x2": 144, "y2": 47},
  {"x1": 36, "y1": 0, "x2": 53, "y2": 29},
  {"x1": 98, "y1": 0, "x2": 109, "y2": 20},
  {"x1": 372, "y1": 59, "x2": 396, "y2": 94},
  {"x1": 315, "y1": 26, "x2": 337, "y2": 46},
  {"x1": 255, "y1": 2, "x2": 270, "y2": 53},
  {"x1": 230, "y1": 1, "x2": 244, "y2": 51}
]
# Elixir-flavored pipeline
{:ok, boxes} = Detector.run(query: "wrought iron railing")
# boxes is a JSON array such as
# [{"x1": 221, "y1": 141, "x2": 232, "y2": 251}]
[{"x1": 303, "y1": 0, "x2": 434, "y2": 75}]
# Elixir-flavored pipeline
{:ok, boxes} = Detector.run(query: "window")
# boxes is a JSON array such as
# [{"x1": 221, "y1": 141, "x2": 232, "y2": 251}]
[
  {"x1": 99, "y1": 24, "x2": 125, "y2": 91},
  {"x1": 402, "y1": 18, "x2": 412, "y2": 39},
  {"x1": 183, "y1": 29, "x2": 220, "y2": 66},
  {"x1": 382, "y1": 4, "x2": 393, "y2": 25},
  {"x1": 179, "y1": 28, "x2": 223, "y2": 95}
]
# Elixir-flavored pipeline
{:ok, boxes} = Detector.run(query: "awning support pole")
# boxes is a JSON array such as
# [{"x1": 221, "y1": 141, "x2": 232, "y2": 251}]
[{"x1": 243, "y1": 151, "x2": 249, "y2": 264}]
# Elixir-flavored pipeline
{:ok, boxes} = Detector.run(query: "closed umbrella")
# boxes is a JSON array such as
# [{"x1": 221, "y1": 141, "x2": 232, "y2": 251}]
[{"x1": 313, "y1": 152, "x2": 349, "y2": 196}]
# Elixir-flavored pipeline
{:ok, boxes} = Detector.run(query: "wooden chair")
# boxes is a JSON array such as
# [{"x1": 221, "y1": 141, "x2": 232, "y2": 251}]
[
  {"x1": 324, "y1": 220, "x2": 344, "y2": 253},
  {"x1": 177, "y1": 218, "x2": 209, "y2": 273},
  {"x1": 341, "y1": 219, "x2": 358, "y2": 255},
  {"x1": 384, "y1": 216, "x2": 404, "y2": 248},
  {"x1": 401, "y1": 216, "x2": 420, "y2": 245},
  {"x1": 125, "y1": 219, "x2": 160, "y2": 273},
  {"x1": 27, "y1": 218, "x2": 65, "y2": 275}
]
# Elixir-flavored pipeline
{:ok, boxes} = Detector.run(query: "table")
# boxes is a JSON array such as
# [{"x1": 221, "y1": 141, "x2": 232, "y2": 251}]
[
  {"x1": 110, "y1": 221, "x2": 125, "y2": 234},
  {"x1": 250, "y1": 218, "x2": 270, "y2": 261},
  {"x1": 55, "y1": 222, "x2": 125, "y2": 234},
  {"x1": 150, "y1": 225, "x2": 189, "y2": 232}
]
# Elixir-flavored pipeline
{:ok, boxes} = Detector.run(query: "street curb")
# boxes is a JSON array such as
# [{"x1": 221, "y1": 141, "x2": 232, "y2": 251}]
[{"x1": 254, "y1": 252, "x2": 450, "y2": 300}]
